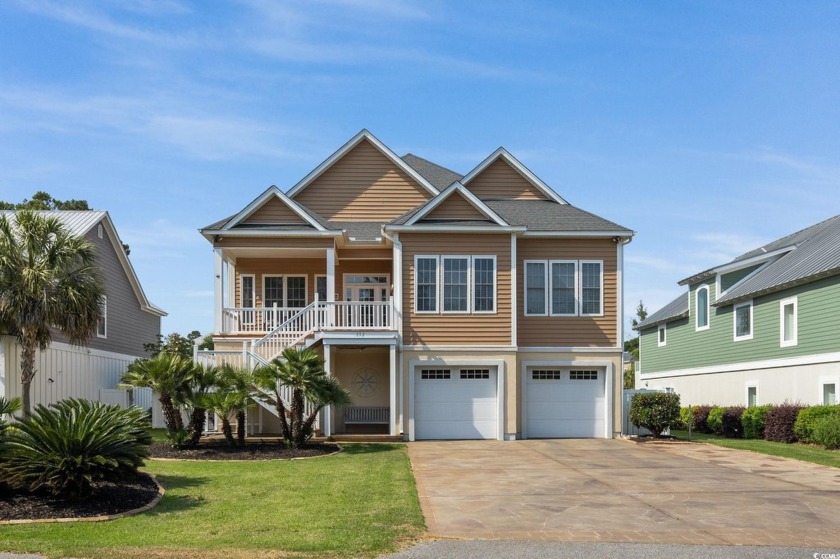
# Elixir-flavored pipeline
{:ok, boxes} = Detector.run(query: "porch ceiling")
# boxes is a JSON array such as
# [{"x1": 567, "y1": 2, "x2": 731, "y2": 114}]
[{"x1": 222, "y1": 247, "x2": 328, "y2": 259}]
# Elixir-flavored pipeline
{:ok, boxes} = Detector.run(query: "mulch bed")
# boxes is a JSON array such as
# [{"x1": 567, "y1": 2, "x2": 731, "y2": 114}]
[
  {"x1": 148, "y1": 441, "x2": 339, "y2": 460},
  {"x1": 0, "y1": 473, "x2": 159, "y2": 521}
]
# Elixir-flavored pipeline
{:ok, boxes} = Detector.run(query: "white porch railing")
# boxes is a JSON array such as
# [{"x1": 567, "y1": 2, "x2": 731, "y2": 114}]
[{"x1": 222, "y1": 299, "x2": 395, "y2": 335}]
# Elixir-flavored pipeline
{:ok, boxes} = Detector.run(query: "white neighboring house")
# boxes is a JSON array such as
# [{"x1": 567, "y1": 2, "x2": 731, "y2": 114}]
[{"x1": 0, "y1": 210, "x2": 166, "y2": 413}]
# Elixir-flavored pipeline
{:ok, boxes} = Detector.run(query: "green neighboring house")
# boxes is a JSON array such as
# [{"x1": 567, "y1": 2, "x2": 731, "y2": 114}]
[{"x1": 635, "y1": 214, "x2": 840, "y2": 407}]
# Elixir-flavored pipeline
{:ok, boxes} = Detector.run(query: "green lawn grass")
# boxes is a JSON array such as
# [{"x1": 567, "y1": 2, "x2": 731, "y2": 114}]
[
  {"x1": 0, "y1": 444, "x2": 424, "y2": 559},
  {"x1": 671, "y1": 429, "x2": 840, "y2": 468}
]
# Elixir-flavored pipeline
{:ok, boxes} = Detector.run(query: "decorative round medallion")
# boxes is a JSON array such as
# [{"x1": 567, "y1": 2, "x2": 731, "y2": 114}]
[{"x1": 352, "y1": 368, "x2": 378, "y2": 397}]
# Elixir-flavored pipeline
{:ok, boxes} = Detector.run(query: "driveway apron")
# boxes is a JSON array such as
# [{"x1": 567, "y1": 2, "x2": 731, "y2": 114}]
[{"x1": 407, "y1": 439, "x2": 840, "y2": 546}]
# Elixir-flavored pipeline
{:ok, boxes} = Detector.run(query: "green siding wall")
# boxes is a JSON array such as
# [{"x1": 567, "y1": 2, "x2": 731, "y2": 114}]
[
  {"x1": 720, "y1": 265, "x2": 761, "y2": 292},
  {"x1": 640, "y1": 274, "x2": 840, "y2": 374}
]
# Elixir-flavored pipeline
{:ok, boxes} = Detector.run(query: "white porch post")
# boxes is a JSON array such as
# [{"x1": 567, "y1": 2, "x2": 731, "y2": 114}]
[
  {"x1": 391, "y1": 233, "x2": 402, "y2": 333},
  {"x1": 214, "y1": 248, "x2": 224, "y2": 333},
  {"x1": 323, "y1": 344, "x2": 332, "y2": 437},
  {"x1": 227, "y1": 258, "x2": 236, "y2": 310},
  {"x1": 326, "y1": 247, "x2": 336, "y2": 328},
  {"x1": 389, "y1": 344, "x2": 397, "y2": 436}
]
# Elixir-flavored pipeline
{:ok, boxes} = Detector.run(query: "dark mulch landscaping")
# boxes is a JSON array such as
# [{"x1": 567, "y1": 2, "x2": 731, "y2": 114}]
[
  {"x1": 0, "y1": 473, "x2": 159, "y2": 521},
  {"x1": 148, "y1": 441, "x2": 340, "y2": 460}
]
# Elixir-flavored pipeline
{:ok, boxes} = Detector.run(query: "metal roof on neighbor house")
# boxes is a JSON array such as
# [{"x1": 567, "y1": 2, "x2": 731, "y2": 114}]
[
  {"x1": 713, "y1": 213, "x2": 840, "y2": 305},
  {"x1": 0, "y1": 210, "x2": 107, "y2": 237},
  {"x1": 634, "y1": 292, "x2": 688, "y2": 330}
]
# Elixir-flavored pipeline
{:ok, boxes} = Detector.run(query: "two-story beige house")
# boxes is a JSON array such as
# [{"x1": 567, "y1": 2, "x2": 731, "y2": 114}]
[{"x1": 199, "y1": 130, "x2": 632, "y2": 440}]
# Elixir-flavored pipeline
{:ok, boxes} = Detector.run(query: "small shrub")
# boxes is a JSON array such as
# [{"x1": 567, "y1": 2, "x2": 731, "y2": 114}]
[
  {"x1": 691, "y1": 405, "x2": 713, "y2": 434},
  {"x1": 812, "y1": 415, "x2": 840, "y2": 450},
  {"x1": 5, "y1": 399, "x2": 152, "y2": 499},
  {"x1": 678, "y1": 407, "x2": 694, "y2": 431},
  {"x1": 721, "y1": 406, "x2": 745, "y2": 438},
  {"x1": 166, "y1": 428, "x2": 190, "y2": 449},
  {"x1": 764, "y1": 403, "x2": 806, "y2": 443},
  {"x1": 629, "y1": 392, "x2": 681, "y2": 438},
  {"x1": 707, "y1": 406, "x2": 724, "y2": 435},
  {"x1": 794, "y1": 405, "x2": 840, "y2": 444},
  {"x1": 742, "y1": 404, "x2": 773, "y2": 439}
]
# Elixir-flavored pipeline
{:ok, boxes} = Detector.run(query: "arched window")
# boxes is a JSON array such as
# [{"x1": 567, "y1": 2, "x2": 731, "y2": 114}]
[{"x1": 696, "y1": 286, "x2": 709, "y2": 330}]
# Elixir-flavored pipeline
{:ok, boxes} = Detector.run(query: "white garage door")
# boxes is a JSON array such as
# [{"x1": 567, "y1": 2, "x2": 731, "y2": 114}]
[
  {"x1": 526, "y1": 368, "x2": 605, "y2": 438},
  {"x1": 415, "y1": 367, "x2": 498, "y2": 440}
]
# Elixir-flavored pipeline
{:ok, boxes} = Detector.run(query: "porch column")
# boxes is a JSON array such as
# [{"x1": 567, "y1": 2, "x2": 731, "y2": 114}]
[
  {"x1": 389, "y1": 344, "x2": 397, "y2": 436},
  {"x1": 326, "y1": 247, "x2": 336, "y2": 328},
  {"x1": 227, "y1": 258, "x2": 236, "y2": 310},
  {"x1": 214, "y1": 248, "x2": 224, "y2": 333},
  {"x1": 323, "y1": 344, "x2": 332, "y2": 437}
]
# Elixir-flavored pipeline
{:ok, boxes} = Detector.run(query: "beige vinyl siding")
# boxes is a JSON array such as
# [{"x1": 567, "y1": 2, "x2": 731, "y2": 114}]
[
  {"x1": 402, "y1": 233, "x2": 511, "y2": 346},
  {"x1": 241, "y1": 196, "x2": 307, "y2": 225},
  {"x1": 335, "y1": 248, "x2": 391, "y2": 260},
  {"x1": 292, "y1": 139, "x2": 432, "y2": 221},
  {"x1": 423, "y1": 192, "x2": 488, "y2": 221},
  {"x1": 517, "y1": 238, "x2": 617, "y2": 347},
  {"x1": 215, "y1": 237, "x2": 335, "y2": 249},
  {"x1": 465, "y1": 159, "x2": 549, "y2": 201},
  {"x1": 53, "y1": 224, "x2": 160, "y2": 357},
  {"x1": 234, "y1": 257, "x2": 393, "y2": 306}
]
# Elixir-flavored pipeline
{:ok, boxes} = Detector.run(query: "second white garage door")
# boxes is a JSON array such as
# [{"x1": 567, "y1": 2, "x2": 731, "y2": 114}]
[
  {"x1": 525, "y1": 367, "x2": 605, "y2": 438},
  {"x1": 414, "y1": 367, "x2": 498, "y2": 440}
]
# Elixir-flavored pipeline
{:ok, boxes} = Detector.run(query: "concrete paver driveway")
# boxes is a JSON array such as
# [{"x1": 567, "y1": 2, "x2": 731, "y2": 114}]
[{"x1": 408, "y1": 439, "x2": 840, "y2": 546}]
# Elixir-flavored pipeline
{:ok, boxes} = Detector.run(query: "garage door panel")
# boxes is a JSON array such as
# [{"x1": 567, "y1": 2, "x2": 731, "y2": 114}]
[
  {"x1": 414, "y1": 369, "x2": 498, "y2": 440},
  {"x1": 526, "y1": 368, "x2": 605, "y2": 439}
]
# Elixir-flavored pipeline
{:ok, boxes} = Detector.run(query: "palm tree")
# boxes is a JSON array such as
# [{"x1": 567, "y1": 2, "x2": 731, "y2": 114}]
[
  {"x1": 200, "y1": 366, "x2": 252, "y2": 447},
  {"x1": 121, "y1": 353, "x2": 193, "y2": 436},
  {"x1": 255, "y1": 347, "x2": 351, "y2": 448},
  {"x1": 178, "y1": 363, "x2": 219, "y2": 447},
  {"x1": 0, "y1": 210, "x2": 104, "y2": 416}
]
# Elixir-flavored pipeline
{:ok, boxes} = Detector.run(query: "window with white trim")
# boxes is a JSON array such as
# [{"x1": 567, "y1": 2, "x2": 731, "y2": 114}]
[
  {"x1": 696, "y1": 285, "x2": 710, "y2": 331},
  {"x1": 823, "y1": 382, "x2": 837, "y2": 405},
  {"x1": 734, "y1": 301, "x2": 753, "y2": 341},
  {"x1": 780, "y1": 297, "x2": 797, "y2": 347},
  {"x1": 442, "y1": 256, "x2": 469, "y2": 312},
  {"x1": 286, "y1": 276, "x2": 306, "y2": 307},
  {"x1": 746, "y1": 383, "x2": 758, "y2": 408},
  {"x1": 415, "y1": 255, "x2": 497, "y2": 314},
  {"x1": 97, "y1": 224, "x2": 103, "y2": 239},
  {"x1": 551, "y1": 261, "x2": 576, "y2": 316},
  {"x1": 415, "y1": 256, "x2": 438, "y2": 313},
  {"x1": 525, "y1": 261, "x2": 547, "y2": 315},
  {"x1": 96, "y1": 296, "x2": 107, "y2": 338},
  {"x1": 580, "y1": 261, "x2": 603, "y2": 315},
  {"x1": 524, "y1": 259, "x2": 603, "y2": 316},
  {"x1": 263, "y1": 276, "x2": 284, "y2": 308},
  {"x1": 241, "y1": 275, "x2": 255, "y2": 308},
  {"x1": 262, "y1": 275, "x2": 307, "y2": 308},
  {"x1": 472, "y1": 256, "x2": 496, "y2": 312},
  {"x1": 658, "y1": 324, "x2": 666, "y2": 347}
]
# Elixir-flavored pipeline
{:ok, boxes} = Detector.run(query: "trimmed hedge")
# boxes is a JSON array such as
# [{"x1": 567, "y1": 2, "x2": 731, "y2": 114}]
[
  {"x1": 691, "y1": 405, "x2": 713, "y2": 434},
  {"x1": 812, "y1": 415, "x2": 840, "y2": 450},
  {"x1": 794, "y1": 405, "x2": 840, "y2": 444},
  {"x1": 742, "y1": 404, "x2": 773, "y2": 439},
  {"x1": 721, "y1": 406, "x2": 745, "y2": 438},
  {"x1": 707, "y1": 406, "x2": 724, "y2": 435},
  {"x1": 764, "y1": 403, "x2": 806, "y2": 443},
  {"x1": 629, "y1": 392, "x2": 681, "y2": 438}
]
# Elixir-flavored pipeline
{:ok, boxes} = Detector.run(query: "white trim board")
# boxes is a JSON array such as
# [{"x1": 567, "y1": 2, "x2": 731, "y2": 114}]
[
  {"x1": 639, "y1": 351, "x2": 840, "y2": 380},
  {"x1": 222, "y1": 186, "x2": 327, "y2": 232}
]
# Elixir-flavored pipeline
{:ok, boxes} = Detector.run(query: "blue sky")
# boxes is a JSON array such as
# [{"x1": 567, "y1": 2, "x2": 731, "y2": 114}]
[{"x1": 1, "y1": 1, "x2": 838, "y2": 340}]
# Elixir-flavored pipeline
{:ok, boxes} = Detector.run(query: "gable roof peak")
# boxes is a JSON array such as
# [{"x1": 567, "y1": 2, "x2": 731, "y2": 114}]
[
  {"x1": 460, "y1": 147, "x2": 568, "y2": 205},
  {"x1": 402, "y1": 181, "x2": 509, "y2": 227},
  {"x1": 285, "y1": 129, "x2": 440, "y2": 199}
]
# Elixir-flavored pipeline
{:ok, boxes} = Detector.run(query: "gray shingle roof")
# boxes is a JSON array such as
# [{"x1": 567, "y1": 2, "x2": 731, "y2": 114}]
[
  {"x1": 401, "y1": 154, "x2": 462, "y2": 190},
  {"x1": 329, "y1": 221, "x2": 383, "y2": 241},
  {"x1": 485, "y1": 200, "x2": 632, "y2": 232},
  {"x1": 713, "y1": 213, "x2": 840, "y2": 305},
  {"x1": 634, "y1": 292, "x2": 688, "y2": 330}
]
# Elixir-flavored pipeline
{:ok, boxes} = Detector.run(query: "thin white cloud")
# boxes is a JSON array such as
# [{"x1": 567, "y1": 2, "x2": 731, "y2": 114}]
[{"x1": 184, "y1": 290, "x2": 214, "y2": 298}]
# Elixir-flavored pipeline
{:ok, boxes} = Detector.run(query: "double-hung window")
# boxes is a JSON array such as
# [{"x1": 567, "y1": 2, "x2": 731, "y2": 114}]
[
  {"x1": 442, "y1": 256, "x2": 469, "y2": 313},
  {"x1": 415, "y1": 256, "x2": 439, "y2": 313},
  {"x1": 524, "y1": 259, "x2": 603, "y2": 316},
  {"x1": 415, "y1": 255, "x2": 497, "y2": 314}
]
